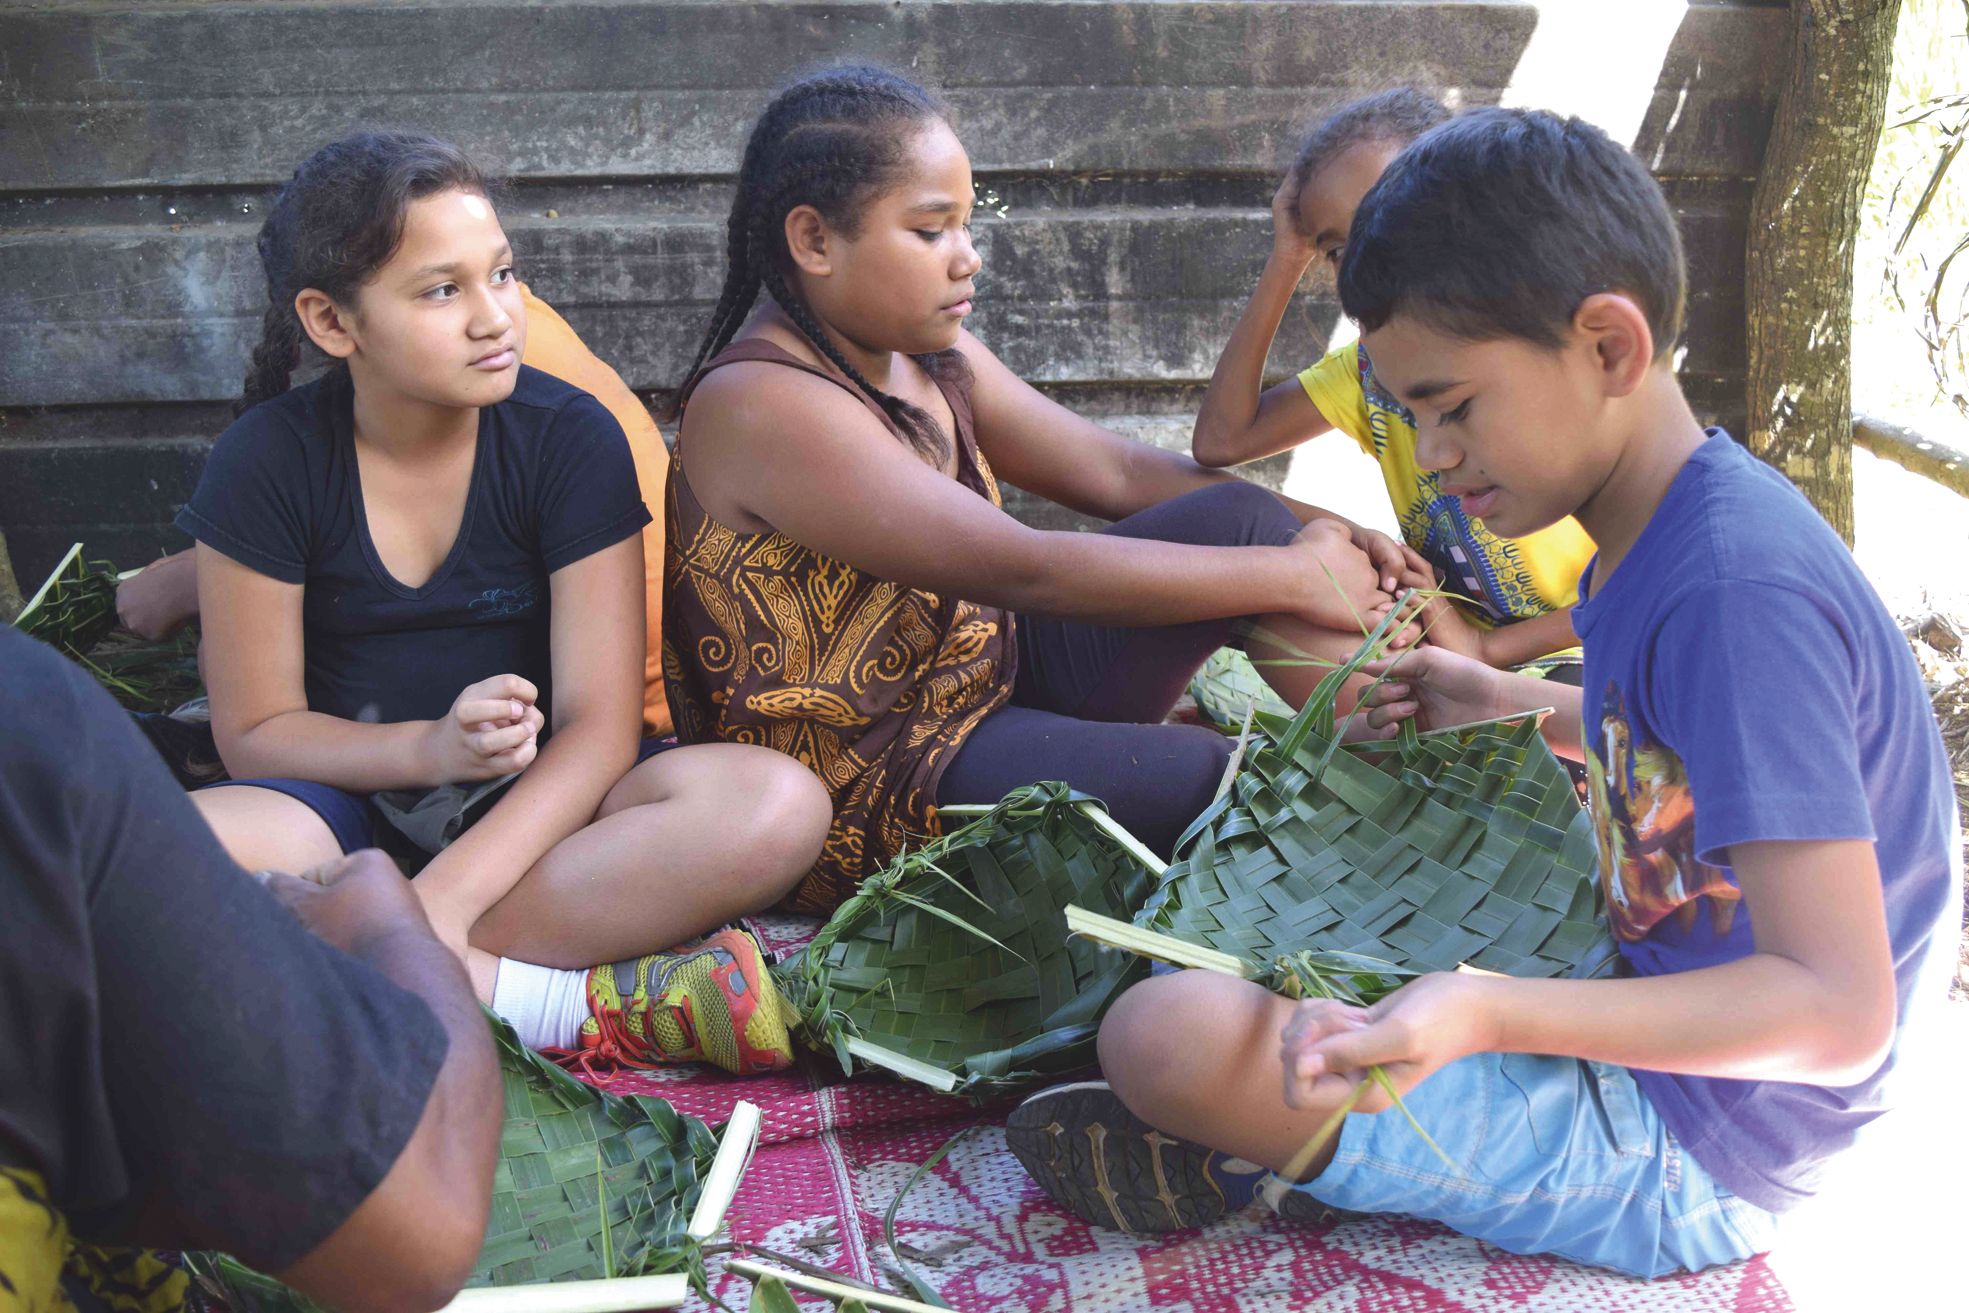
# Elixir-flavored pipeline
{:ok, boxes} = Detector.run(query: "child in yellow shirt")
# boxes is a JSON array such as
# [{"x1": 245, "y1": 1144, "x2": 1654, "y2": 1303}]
[{"x1": 1195, "y1": 89, "x2": 1591, "y2": 672}]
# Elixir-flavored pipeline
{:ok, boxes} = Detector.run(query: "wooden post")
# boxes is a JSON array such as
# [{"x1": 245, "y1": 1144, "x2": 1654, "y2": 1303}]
[{"x1": 1745, "y1": 0, "x2": 1904, "y2": 544}]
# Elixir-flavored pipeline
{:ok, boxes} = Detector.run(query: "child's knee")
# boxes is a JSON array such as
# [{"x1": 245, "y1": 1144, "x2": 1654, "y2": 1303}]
[
  {"x1": 1100, "y1": 972, "x2": 1234, "y2": 1121},
  {"x1": 732, "y1": 750, "x2": 832, "y2": 878}
]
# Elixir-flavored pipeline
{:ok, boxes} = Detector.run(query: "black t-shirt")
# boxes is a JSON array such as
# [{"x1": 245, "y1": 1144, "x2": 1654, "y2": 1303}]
[
  {"x1": 0, "y1": 626, "x2": 449, "y2": 1271},
  {"x1": 176, "y1": 366, "x2": 651, "y2": 726}
]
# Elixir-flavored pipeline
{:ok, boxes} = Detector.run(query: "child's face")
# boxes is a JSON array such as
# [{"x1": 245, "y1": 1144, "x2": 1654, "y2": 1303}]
[
  {"x1": 803, "y1": 120, "x2": 982, "y2": 355},
  {"x1": 1296, "y1": 139, "x2": 1402, "y2": 271},
  {"x1": 1360, "y1": 313, "x2": 1622, "y2": 539},
  {"x1": 341, "y1": 189, "x2": 527, "y2": 409}
]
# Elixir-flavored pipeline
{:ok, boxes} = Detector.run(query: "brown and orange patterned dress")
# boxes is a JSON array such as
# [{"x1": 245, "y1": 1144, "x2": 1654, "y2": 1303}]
[{"x1": 662, "y1": 340, "x2": 1017, "y2": 913}]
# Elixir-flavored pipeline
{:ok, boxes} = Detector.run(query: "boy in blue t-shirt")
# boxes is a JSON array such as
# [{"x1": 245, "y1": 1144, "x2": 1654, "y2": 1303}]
[{"x1": 1009, "y1": 108, "x2": 1961, "y2": 1277}]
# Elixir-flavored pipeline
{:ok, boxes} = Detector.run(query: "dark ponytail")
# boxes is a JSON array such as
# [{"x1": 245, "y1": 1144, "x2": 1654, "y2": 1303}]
[
  {"x1": 679, "y1": 65, "x2": 959, "y2": 463},
  {"x1": 238, "y1": 130, "x2": 489, "y2": 415}
]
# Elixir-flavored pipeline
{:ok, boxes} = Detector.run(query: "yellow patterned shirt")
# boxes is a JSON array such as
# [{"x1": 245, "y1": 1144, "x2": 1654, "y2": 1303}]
[{"x1": 1298, "y1": 341, "x2": 1595, "y2": 625}]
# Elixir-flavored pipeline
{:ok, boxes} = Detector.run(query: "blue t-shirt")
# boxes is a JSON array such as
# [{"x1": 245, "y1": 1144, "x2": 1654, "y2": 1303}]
[
  {"x1": 177, "y1": 366, "x2": 650, "y2": 727},
  {"x1": 1572, "y1": 430, "x2": 1959, "y2": 1214}
]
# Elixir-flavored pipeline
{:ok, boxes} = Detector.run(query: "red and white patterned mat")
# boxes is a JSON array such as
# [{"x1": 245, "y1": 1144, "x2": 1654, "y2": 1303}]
[{"x1": 571, "y1": 915, "x2": 1804, "y2": 1312}]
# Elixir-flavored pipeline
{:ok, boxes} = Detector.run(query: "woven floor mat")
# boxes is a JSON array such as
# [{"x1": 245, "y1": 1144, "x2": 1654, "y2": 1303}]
[{"x1": 569, "y1": 915, "x2": 1793, "y2": 1313}]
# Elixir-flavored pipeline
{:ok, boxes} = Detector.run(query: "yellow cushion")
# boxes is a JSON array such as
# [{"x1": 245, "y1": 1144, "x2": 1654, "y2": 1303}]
[{"x1": 518, "y1": 284, "x2": 673, "y2": 735}]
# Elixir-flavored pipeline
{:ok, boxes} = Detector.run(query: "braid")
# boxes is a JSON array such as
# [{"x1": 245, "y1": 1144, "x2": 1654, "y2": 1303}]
[
  {"x1": 677, "y1": 65, "x2": 956, "y2": 463},
  {"x1": 237, "y1": 302, "x2": 304, "y2": 416},
  {"x1": 761, "y1": 264, "x2": 950, "y2": 464},
  {"x1": 672, "y1": 207, "x2": 762, "y2": 417}
]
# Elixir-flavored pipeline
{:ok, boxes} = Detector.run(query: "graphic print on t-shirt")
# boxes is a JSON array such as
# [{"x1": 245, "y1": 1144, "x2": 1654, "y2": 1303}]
[
  {"x1": 1583, "y1": 680, "x2": 1741, "y2": 942},
  {"x1": 468, "y1": 580, "x2": 538, "y2": 620}
]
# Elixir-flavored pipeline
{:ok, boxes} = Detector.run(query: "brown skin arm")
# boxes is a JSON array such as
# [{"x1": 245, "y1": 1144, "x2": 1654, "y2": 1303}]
[
  {"x1": 412, "y1": 536, "x2": 646, "y2": 952},
  {"x1": 1418, "y1": 598, "x2": 1581, "y2": 670},
  {"x1": 196, "y1": 545, "x2": 450, "y2": 791},
  {"x1": 1285, "y1": 839, "x2": 1898, "y2": 1114},
  {"x1": 1193, "y1": 176, "x2": 1340, "y2": 468},
  {"x1": 266, "y1": 853, "x2": 500, "y2": 1313},
  {"x1": 683, "y1": 359, "x2": 1383, "y2": 631},
  {"x1": 956, "y1": 331, "x2": 1349, "y2": 529},
  {"x1": 115, "y1": 548, "x2": 200, "y2": 640}
]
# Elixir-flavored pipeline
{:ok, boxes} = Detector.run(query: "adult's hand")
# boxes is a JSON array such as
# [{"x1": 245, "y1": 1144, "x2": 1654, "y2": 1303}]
[{"x1": 259, "y1": 849, "x2": 432, "y2": 955}]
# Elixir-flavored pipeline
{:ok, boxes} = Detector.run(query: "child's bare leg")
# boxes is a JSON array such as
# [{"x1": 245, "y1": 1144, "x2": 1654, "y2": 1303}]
[
  {"x1": 192, "y1": 785, "x2": 343, "y2": 874},
  {"x1": 1244, "y1": 614, "x2": 1379, "y2": 720},
  {"x1": 1099, "y1": 970, "x2": 1352, "y2": 1182},
  {"x1": 467, "y1": 743, "x2": 831, "y2": 968}
]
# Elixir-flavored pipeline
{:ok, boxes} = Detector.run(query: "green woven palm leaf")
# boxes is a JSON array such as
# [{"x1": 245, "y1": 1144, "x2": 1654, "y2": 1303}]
[
  {"x1": 1144, "y1": 616, "x2": 1616, "y2": 980},
  {"x1": 1188, "y1": 646, "x2": 1292, "y2": 731},
  {"x1": 776, "y1": 781, "x2": 1163, "y2": 1098},
  {"x1": 184, "y1": 1012, "x2": 725, "y2": 1312}
]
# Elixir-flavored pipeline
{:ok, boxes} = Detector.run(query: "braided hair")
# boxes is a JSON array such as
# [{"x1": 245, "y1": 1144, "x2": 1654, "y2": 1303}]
[
  {"x1": 238, "y1": 130, "x2": 489, "y2": 415},
  {"x1": 679, "y1": 65, "x2": 960, "y2": 463}
]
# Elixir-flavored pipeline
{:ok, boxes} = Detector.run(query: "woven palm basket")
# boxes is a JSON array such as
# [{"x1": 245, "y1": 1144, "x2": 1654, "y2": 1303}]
[
  {"x1": 775, "y1": 780, "x2": 1164, "y2": 1098},
  {"x1": 184, "y1": 1012, "x2": 748, "y2": 1312},
  {"x1": 1140, "y1": 618, "x2": 1615, "y2": 980}
]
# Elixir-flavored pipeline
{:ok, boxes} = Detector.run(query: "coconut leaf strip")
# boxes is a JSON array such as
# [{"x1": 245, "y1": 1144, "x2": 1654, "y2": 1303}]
[{"x1": 777, "y1": 782, "x2": 1157, "y2": 1098}]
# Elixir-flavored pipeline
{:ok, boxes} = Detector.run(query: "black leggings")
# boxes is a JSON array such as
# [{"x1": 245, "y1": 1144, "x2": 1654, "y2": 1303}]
[{"x1": 937, "y1": 482, "x2": 1303, "y2": 857}]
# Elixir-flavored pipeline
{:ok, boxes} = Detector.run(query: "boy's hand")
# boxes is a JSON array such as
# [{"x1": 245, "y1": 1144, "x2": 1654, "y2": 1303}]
[
  {"x1": 1269, "y1": 175, "x2": 1321, "y2": 269},
  {"x1": 1281, "y1": 972, "x2": 1501, "y2": 1111},
  {"x1": 425, "y1": 674, "x2": 543, "y2": 783},
  {"x1": 257, "y1": 849, "x2": 432, "y2": 957},
  {"x1": 1357, "y1": 644, "x2": 1512, "y2": 736}
]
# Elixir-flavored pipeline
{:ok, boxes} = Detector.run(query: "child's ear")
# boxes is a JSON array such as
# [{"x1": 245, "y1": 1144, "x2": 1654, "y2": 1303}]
[
  {"x1": 1573, "y1": 292, "x2": 1655, "y2": 399},
  {"x1": 294, "y1": 289, "x2": 357, "y2": 361},
  {"x1": 784, "y1": 205, "x2": 833, "y2": 279}
]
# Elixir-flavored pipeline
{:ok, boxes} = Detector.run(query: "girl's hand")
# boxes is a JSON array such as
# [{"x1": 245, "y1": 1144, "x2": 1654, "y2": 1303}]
[
  {"x1": 1288, "y1": 519, "x2": 1394, "y2": 633},
  {"x1": 1280, "y1": 972, "x2": 1502, "y2": 1111},
  {"x1": 1352, "y1": 528, "x2": 1432, "y2": 596},
  {"x1": 1356, "y1": 644, "x2": 1511, "y2": 737},
  {"x1": 426, "y1": 674, "x2": 544, "y2": 783},
  {"x1": 1269, "y1": 175, "x2": 1320, "y2": 269},
  {"x1": 115, "y1": 550, "x2": 200, "y2": 641}
]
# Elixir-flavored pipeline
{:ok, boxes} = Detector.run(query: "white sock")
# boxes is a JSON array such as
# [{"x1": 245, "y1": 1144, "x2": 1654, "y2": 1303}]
[{"x1": 489, "y1": 957, "x2": 594, "y2": 1050}]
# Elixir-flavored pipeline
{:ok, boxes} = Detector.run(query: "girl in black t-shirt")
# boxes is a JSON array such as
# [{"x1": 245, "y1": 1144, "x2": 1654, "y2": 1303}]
[{"x1": 180, "y1": 132, "x2": 831, "y2": 1076}]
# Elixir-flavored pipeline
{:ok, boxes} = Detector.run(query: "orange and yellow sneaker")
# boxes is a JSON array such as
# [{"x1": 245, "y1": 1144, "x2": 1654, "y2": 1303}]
[{"x1": 571, "y1": 927, "x2": 795, "y2": 1076}]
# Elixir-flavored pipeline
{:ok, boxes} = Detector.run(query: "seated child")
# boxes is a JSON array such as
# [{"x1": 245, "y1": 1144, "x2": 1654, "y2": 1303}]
[
  {"x1": 1011, "y1": 108, "x2": 1960, "y2": 1278},
  {"x1": 1194, "y1": 89, "x2": 1592, "y2": 675},
  {"x1": 116, "y1": 281, "x2": 677, "y2": 735},
  {"x1": 177, "y1": 130, "x2": 833, "y2": 1076}
]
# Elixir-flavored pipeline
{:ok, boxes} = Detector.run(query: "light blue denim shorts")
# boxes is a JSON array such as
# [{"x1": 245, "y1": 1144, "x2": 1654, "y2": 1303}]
[{"x1": 1295, "y1": 1050, "x2": 1779, "y2": 1278}]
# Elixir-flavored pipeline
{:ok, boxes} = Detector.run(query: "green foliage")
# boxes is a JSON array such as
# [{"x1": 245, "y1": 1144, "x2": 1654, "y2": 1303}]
[{"x1": 776, "y1": 781, "x2": 1161, "y2": 1098}]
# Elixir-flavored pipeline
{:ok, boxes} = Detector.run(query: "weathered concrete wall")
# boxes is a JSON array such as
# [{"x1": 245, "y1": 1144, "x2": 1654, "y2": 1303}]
[{"x1": 0, "y1": 0, "x2": 1786, "y2": 578}]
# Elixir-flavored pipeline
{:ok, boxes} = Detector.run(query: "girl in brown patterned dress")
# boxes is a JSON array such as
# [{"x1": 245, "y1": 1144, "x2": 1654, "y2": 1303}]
[{"x1": 666, "y1": 68, "x2": 1429, "y2": 914}]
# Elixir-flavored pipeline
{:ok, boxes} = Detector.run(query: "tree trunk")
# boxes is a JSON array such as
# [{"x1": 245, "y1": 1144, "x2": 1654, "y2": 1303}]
[{"x1": 1745, "y1": 0, "x2": 1902, "y2": 545}]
